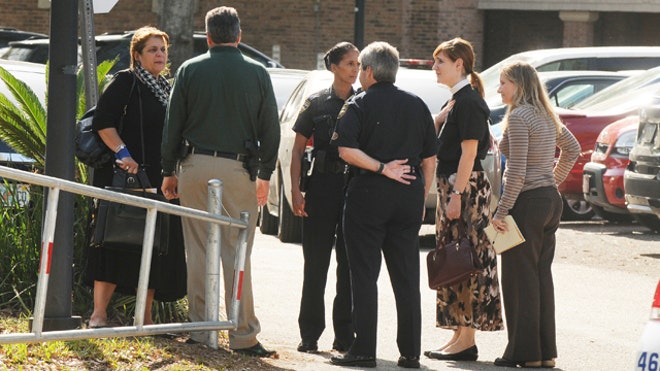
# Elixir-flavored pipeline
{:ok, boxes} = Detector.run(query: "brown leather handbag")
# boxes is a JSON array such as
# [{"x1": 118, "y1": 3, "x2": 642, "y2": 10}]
[{"x1": 427, "y1": 220, "x2": 483, "y2": 289}]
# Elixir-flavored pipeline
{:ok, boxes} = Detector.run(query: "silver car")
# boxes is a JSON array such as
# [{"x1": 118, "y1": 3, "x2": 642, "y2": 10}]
[{"x1": 261, "y1": 68, "x2": 501, "y2": 242}]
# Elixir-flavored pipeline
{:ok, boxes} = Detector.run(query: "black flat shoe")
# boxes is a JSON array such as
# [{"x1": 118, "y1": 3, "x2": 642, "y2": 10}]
[
  {"x1": 398, "y1": 355, "x2": 421, "y2": 368},
  {"x1": 425, "y1": 345, "x2": 478, "y2": 361},
  {"x1": 494, "y1": 357, "x2": 542, "y2": 368},
  {"x1": 332, "y1": 338, "x2": 353, "y2": 352},
  {"x1": 330, "y1": 353, "x2": 377, "y2": 368},
  {"x1": 297, "y1": 340, "x2": 318, "y2": 353},
  {"x1": 233, "y1": 342, "x2": 277, "y2": 358}
]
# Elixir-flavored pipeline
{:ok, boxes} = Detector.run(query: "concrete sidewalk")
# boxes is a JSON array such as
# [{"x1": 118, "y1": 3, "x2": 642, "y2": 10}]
[{"x1": 248, "y1": 227, "x2": 653, "y2": 371}]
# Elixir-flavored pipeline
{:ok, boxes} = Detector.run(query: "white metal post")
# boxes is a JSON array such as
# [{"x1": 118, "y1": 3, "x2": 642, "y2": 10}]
[
  {"x1": 230, "y1": 211, "x2": 250, "y2": 325},
  {"x1": 30, "y1": 187, "x2": 60, "y2": 335},
  {"x1": 206, "y1": 179, "x2": 222, "y2": 349},
  {"x1": 133, "y1": 207, "x2": 158, "y2": 328}
]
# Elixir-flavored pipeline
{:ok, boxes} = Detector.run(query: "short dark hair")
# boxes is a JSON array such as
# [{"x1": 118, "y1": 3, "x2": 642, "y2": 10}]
[{"x1": 205, "y1": 6, "x2": 240, "y2": 44}]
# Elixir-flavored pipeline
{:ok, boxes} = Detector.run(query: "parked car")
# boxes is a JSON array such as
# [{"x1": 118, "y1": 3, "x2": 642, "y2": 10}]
[
  {"x1": 556, "y1": 69, "x2": 660, "y2": 220},
  {"x1": 1, "y1": 31, "x2": 283, "y2": 74},
  {"x1": 634, "y1": 279, "x2": 660, "y2": 371},
  {"x1": 266, "y1": 68, "x2": 308, "y2": 111},
  {"x1": 479, "y1": 46, "x2": 660, "y2": 103},
  {"x1": 487, "y1": 70, "x2": 634, "y2": 124},
  {"x1": 262, "y1": 68, "x2": 501, "y2": 242},
  {"x1": 0, "y1": 27, "x2": 46, "y2": 49},
  {"x1": 624, "y1": 98, "x2": 660, "y2": 232},
  {"x1": 582, "y1": 116, "x2": 637, "y2": 221}
]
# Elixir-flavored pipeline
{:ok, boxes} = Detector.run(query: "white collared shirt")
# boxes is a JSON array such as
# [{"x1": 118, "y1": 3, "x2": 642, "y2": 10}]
[{"x1": 450, "y1": 78, "x2": 470, "y2": 95}]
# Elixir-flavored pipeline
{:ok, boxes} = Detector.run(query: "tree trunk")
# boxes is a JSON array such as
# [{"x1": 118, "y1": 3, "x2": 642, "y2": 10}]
[{"x1": 157, "y1": 0, "x2": 195, "y2": 75}]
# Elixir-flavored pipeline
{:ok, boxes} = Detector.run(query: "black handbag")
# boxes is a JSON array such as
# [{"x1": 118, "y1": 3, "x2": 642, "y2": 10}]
[
  {"x1": 75, "y1": 72, "x2": 136, "y2": 168},
  {"x1": 427, "y1": 220, "x2": 483, "y2": 289},
  {"x1": 90, "y1": 168, "x2": 170, "y2": 254}
]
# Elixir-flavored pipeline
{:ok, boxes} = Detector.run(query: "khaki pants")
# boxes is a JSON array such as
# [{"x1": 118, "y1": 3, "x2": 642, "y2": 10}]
[{"x1": 178, "y1": 154, "x2": 260, "y2": 349}]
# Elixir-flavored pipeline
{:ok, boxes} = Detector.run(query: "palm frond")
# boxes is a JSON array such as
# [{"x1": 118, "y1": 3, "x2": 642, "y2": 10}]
[{"x1": 0, "y1": 66, "x2": 47, "y2": 141}]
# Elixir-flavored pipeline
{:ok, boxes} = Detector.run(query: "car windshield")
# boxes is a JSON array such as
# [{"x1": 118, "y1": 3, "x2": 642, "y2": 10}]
[
  {"x1": 572, "y1": 66, "x2": 660, "y2": 110},
  {"x1": 572, "y1": 81, "x2": 660, "y2": 114}
]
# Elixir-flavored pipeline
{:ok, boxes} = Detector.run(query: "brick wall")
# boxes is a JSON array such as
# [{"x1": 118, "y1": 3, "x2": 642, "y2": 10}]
[{"x1": 2, "y1": 1, "x2": 659, "y2": 71}]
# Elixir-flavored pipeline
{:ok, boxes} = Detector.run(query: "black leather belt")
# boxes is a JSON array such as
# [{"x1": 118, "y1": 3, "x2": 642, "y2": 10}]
[{"x1": 188, "y1": 147, "x2": 247, "y2": 162}]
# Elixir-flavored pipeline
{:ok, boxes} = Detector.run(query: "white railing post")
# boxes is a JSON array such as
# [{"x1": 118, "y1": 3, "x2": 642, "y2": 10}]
[
  {"x1": 206, "y1": 179, "x2": 222, "y2": 349},
  {"x1": 230, "y1": 211, "x2": 250, "y2": 326},
  {"x1": 133, "y1": 207, "x2": 158, "y2": 328},
  {"x1": 31, "y1": 187, "x2": 60, "y2": 335}
]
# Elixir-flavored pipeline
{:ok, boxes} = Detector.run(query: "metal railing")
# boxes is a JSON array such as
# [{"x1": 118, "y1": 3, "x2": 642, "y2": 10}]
[{"x1": 0, "y1": 165, "x2": 249, "y2": 349}]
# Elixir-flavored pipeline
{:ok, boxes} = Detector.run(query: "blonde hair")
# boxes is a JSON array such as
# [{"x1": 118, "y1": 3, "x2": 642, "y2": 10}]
[
  {"x1": 500, "y1": 61, "x2": 562, "y2": 135},
  {"x1": 433, "y1": 37, "x2": 484, "y2": 97}
]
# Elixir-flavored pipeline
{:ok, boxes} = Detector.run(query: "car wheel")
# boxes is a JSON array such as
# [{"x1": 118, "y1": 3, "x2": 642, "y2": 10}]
[
  {"x1": 561, "y1": 196, "x2": 595, "y2": 221},
  {"x1": 259, "y1": 205, "x2": 278, "y2": 235},
  {"x1": 591, "y1": 205, "x2": 633, "y2": 223},
  {"x1": 278, "y1": 183, "x2": 302, "y2": 243},
  {"x1": 632, "y1": 214, "x2": 660, "y2": 233}
]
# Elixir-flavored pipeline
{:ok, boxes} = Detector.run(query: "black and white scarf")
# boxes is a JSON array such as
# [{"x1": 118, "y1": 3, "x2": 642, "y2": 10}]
[{"x1": 134, "y1": 64, "x2": 171, "y2": 107}]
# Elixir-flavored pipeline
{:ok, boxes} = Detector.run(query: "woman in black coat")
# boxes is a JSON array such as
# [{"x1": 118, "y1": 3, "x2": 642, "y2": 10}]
[{"x1": 85, "y1": 26, "x2": 186, "y2": 328}]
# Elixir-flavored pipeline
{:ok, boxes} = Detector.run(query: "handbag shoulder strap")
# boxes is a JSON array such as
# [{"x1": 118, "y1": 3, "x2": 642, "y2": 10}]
[{"x1": 117, "y1": 72, "x2": 137, "y2": 134}]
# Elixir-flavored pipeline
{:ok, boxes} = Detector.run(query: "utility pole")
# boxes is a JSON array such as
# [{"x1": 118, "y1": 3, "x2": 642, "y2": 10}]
[
  {"x1": 354, "y1": 0, "x2": 365, "y2": 49},
  {"x1": 41, "y1": 0, "x2": 81, "y2": 331}
]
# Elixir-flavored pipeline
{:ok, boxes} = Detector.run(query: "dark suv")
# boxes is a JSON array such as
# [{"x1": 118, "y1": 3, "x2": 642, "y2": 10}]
[
  {"x1": 623, "y1": 97, "x2": 660, "y2": 232},
  {"x1": 1, "y1": 31, "x2": 283, "y2": 74},
  {"x1": 0, "y1": 27, "x2": 46, "y2": 49}
]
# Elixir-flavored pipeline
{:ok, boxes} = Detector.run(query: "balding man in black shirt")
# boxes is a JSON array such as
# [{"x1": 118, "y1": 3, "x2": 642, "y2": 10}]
[{"x1": 329, "y1": 41, "x2": 438, "y2": 369}]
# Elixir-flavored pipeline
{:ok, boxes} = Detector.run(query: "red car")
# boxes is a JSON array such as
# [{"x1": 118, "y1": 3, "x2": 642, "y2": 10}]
[
  {"x1": 582, "y1": 116, "x2": 637, "y2": 221},
  {"x1": 555, "y1": 71, "x2": 660, "y2": 220}
]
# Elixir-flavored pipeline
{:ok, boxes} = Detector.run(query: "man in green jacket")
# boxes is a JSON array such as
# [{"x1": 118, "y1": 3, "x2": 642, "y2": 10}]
[{"x1": 161, "y1": 6, "x2": 280, "y2": 357}]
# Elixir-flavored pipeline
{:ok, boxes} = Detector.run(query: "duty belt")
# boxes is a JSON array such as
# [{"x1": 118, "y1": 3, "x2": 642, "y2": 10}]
[{"x1": 188, "y1": 147, "x2": 247, "y2": 162}]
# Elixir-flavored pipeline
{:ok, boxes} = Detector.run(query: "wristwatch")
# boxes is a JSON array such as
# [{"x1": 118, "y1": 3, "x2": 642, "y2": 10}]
[
  {"x1": 452, "y1": 189, "x2": 462, "y2": 195},
  {"x1": 161, "y1": 169, "x2": 175, "y2": 177}
]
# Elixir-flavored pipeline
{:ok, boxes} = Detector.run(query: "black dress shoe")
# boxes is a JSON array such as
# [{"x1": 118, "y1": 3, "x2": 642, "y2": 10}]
[
  {"x1": 398, "y1": 355, "x2": 421, "y2": 368},
  {"x1": 233, "y1": 342, "x2": 276, "y2": 358},
  {"x1": 332, "y1": 339, "x2": 353, "y2": 352},
  {"x1": 425, "y1": 345, "x2": 478, "y2": 361},
  {"x1": 494, "y1": 357, "x2": 542, "y2": 368},
  {"x1": 330, "y1": 353, "x2": 377, "y2": 368},
  {"x1": 297, "y1": 340, "x2": 318, "y2": 353}
]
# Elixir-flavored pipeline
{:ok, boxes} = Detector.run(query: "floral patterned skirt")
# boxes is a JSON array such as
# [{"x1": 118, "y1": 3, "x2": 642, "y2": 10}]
[{"x1": 434, "y1": 171, "x2": 503, "y2": 331}]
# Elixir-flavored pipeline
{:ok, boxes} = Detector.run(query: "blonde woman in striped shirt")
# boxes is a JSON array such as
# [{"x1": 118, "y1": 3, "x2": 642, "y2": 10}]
[{"x1": 492, "y1": 62, "x2": 579, "y2": 369}]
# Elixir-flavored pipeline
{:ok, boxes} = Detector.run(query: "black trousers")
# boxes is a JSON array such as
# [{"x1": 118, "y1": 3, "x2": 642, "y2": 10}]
[
  {"x1": 298, "y1": 172, "x2": 354, "y2": 345},
  {"x1": 342, "y1": 173, "x2": 424, "y2": 357},
  {"x1": 500, "y1": 186, "x2": 562, "y2": 362}
]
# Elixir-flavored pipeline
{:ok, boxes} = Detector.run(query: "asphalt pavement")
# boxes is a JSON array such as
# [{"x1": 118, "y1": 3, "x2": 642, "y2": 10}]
[{"x1": 248, "y1": 224, "x2": 658, "y2": 371}]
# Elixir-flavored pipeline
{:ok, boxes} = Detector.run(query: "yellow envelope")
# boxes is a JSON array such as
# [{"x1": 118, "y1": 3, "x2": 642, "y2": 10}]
[{"x1": 484, "y1": 215, "x2": 525, "y2": 254}]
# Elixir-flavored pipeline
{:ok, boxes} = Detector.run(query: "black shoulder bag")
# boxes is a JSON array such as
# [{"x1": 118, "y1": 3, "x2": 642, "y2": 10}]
[{"x1": 75, "y1": 73, "x2": 137, "y2": 168}]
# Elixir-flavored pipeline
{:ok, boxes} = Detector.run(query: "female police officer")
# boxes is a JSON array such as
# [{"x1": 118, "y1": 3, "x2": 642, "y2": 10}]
[{"x1": 290, "y1": 42, "x2": 359, "y2": 353}]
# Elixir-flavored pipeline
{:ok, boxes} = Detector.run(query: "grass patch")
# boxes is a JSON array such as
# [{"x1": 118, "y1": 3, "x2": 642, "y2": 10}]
[{"x1": 0, "y1": 315, "x2": 283, "y2": 370}]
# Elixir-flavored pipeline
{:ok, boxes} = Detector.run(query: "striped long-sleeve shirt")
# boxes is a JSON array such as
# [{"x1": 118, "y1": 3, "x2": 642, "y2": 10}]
[{"x1": 495, "y1": 105, "x2": 580, "y2": 220}]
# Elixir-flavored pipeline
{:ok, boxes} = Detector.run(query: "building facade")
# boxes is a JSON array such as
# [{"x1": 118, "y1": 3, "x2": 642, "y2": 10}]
[{"x1": 1, "y1": 0, "x2": 659, "y2": 71}]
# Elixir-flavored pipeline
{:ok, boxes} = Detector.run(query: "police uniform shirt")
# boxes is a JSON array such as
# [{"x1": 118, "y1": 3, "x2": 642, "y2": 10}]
[
  {"x1": 332, "y1": 82, "x2": 437, "y2": 166},
  {"x1": 436, "y1": 83, "x2": 490, "y2": 177},
  {"x1": 293, "y1": 86, "x2": 354, "y2": 162}
]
